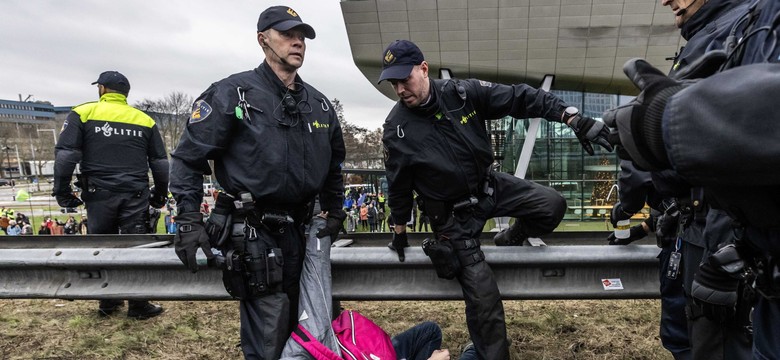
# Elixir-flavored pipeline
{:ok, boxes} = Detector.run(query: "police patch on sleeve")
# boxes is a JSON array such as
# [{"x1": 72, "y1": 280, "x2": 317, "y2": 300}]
[
  {"x1": 479, "y1": 80, "x2": 493, "y2": 87},
  {"x1": 189, "y1": 100, "x2": 212, "y2": 124}
]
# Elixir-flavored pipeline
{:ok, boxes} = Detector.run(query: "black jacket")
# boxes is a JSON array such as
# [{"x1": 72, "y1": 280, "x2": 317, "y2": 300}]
[
  {"x1": 54, "y1": 93, "x2": 169, "y2": 193},
  {"x1": 170, "y1": 62, "x2": 345, "y2": 215},
  {"x1": 617, "y1": 0, "x2": 747, "y2": 214},
  {"x1": 658, "y1": 0, "x2": 780, "y2": 227},
  {"x1": 383, "y1": 78, "x2": 567, "y2": 223},
  {"x1": 670, "y1": 0, "x2": 747, "y2": 78}
]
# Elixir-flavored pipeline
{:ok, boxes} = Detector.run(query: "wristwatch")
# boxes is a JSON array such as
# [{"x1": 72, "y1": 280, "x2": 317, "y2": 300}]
[{"x1": 563, "y1": 106, "x2": 579, "y2": 124}]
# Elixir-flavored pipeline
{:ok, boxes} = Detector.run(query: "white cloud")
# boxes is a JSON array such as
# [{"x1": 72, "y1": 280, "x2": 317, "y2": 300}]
[{"x1": 0, "y1": 0, "x2": 395, "y2": 129}]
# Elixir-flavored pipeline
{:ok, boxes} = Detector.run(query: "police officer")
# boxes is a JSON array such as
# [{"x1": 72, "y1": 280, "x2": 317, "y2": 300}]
[
  {"x1": 380, "y1": 39, "x2": 612, "y2": 359},
  {"x1": 604, "y1": 1, "x2": 780, "y2": 358},
  {"x1": 606, "y1": 1, "x2": 752, "y2": 359},
  {"x1": 53, "y1": 71, "x2": 169, "y2": 319},
  {"x1": 169, "y1": 6, "x2": 345, "y2": 360}
]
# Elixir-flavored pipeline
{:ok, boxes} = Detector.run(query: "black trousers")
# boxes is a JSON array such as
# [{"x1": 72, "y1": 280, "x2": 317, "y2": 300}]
[
  {"x1": 82, "y1": 188, "x2": 149, "y2": 234},
  {"x1": 236, "y1": 222, "x2": 305, "y2": 360},
  {"x1": 684, "y1": 210, "x2": 752, "y2": 360},
  {"x1": 431, "y1": 172, "x2": 567, "y2": 359},
  {"x1": 82, "y1": 187, "x2": 151, "y2": 310}
]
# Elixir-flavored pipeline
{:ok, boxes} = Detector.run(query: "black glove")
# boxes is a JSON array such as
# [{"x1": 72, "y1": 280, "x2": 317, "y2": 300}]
[
  {"x1": 609, "y1": 202, "x2": 634, "y2": 228},
  {"x1": 204, "y1": 193, "x2": 234, "y2": 247},
  {"x1": 691, "y1": 244, "x2": 745, "y2": 322},
  {"x1": 174, "y1": 212, "x2": 214, "y2": 273},
  {"x1": 316, "y1": 209, "x2": 347, "y2": 240},
  {"x1": 388, "y1": 231, "x2": 410, "y2": 262},
  {"x1": 567, "y1": 115, "x2": 613, "y2": 156},
  {"x1": 148, "y1": 187, "x2": 167, "y2": 209},
  {"x1": 602, "y1": 59, "x2": 691, "y2": 171},
  {"x1": 52, "y1": 176, "x2": 83, "y2": 208},
  {"x1": 607, "y1": 224, "x2": 648, "y2": 245},
  {"x1": 55, "y1": 193, "x2": 84, "y2": 208}
]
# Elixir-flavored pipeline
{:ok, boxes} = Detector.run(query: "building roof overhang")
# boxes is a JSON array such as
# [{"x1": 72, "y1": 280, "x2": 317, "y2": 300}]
[{"x1": 341, "y1": 0, "x2": 684, "y2": 100}]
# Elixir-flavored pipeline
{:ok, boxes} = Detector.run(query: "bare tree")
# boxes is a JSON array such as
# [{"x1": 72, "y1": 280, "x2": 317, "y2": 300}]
[
  {"x1": 332, "y1": 98, "x2": 384, "y2": 169},
  {"x1": 136, "y1": 91, "x2": 193, "y2": 154},
  {"x1": 30, "y1": 134, "x2": 55, "y2": 191}
]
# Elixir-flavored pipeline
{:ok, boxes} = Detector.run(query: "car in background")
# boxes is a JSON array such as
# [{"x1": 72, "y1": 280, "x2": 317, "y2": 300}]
[{"x1": 0, "y1": 179, "x2": 13, "y2": 186}]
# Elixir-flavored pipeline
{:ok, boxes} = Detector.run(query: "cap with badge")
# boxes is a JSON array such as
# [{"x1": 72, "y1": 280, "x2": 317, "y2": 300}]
[
  {"x1": 257, "y1": 6, "x2": 315, "y2": 39},
  {"x1": 378, "y1": 40, "x2": 425, "y2": 84},
  {"x1": 91, "y1": 71, "x2": 131, "y2": 94}
]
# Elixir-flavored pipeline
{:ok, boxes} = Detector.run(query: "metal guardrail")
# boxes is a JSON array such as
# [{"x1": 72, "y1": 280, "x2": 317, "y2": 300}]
[
  {"x1": 0, "y1": 231, "x2": 651, "y2": 248},
  {"x1": 0, "y1": 245, "x2": 661, "y2": 301}
]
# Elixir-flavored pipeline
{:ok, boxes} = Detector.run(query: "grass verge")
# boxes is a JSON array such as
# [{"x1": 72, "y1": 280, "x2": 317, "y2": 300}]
[{"x1": 0, "y1": 299, "x2": 671, "y2": 360}]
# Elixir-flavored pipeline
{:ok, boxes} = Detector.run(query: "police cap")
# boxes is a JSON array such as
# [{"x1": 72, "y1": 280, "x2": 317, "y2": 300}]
[
  {"x1": 378, "y1": 40, "x2": 425, "y2": 84},
  {"x1": 91, "y1": 71, "x2": 130, "y2": 94},
  {"x1": 257, "y1": 6, "x2": 316, "y2": 39}
]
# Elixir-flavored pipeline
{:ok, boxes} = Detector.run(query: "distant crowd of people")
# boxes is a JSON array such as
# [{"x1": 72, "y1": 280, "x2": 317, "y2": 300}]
[
  {"x1": 343, "y1": 186, "x2": 430, "y2": 233},
  {"x1": 1, "y1": 207, "x2": 88, "y2": 236}
]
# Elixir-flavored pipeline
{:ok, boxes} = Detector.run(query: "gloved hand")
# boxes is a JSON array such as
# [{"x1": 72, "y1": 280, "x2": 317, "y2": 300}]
[
  {"x1": 388, "y1": 231, "x2": 409, "y2": 262},
  {"x1": 607, "y1": 224, "x2": 648, "y2": 245},
  {"x1": 691, "y1": 244, "x2": 745, "y2": 322},
  {"x1": 204, "y1": 192, "x2": 234, "y2": 247},
  {"x1": 316, "y1": 209, "x2": 346, "y2": 239},
  {"x1": 567, "y1": 115, "x2": 613, "y2": 156},
  {"x1": 174, "y1": 212, "x2": 214, "y2": 273},
  {"x1": 602, "y1": 59, "x2": 692, "y2": 171},
  {"x1": 609, "y1": 202, "x2": 634, "y2": 228},
  {"x1": 148, "y1": 187, "x2": 167, "y2": 209},
  {"x1": 55, "y1": 193, "x2": 84, "y2": 208},
  {"x1": 52, "y1": 177, "x2": 83, "y2": 208}
]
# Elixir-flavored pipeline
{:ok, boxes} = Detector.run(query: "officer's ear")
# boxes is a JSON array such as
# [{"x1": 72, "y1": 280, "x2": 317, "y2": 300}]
[
  {"x1": 420, "y1": 61, "x2": 429, "y2": 79},
  {"x1": 257, "y1": 32, "x2": 267, "y2": 48}
]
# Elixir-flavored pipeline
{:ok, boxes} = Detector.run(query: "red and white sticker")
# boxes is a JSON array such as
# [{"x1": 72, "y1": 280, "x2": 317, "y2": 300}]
[{"x1": 601, "y1": 278, "x2": 624, "y2": 290}]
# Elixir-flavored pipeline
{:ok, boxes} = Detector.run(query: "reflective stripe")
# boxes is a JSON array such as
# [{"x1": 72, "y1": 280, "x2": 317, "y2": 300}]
[{"x1": 73, "y1": 93, "x2": 155, "y2": 128}]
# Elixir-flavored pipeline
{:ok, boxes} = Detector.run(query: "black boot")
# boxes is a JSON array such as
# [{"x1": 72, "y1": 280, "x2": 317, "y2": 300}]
[
  {"x1": 493, "y1": 223, "x2": 527, "y2": 246},
  {"x1": 127, "y1": 301, "x2": 164, "y2": 320},
  {"x1": 97, "y1": 299, "x2": 124, "y2": 317}
]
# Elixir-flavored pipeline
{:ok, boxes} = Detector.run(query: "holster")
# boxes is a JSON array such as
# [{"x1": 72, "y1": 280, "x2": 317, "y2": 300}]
[
  {"x1": 212, "y1": 192, "x2": 289, "y2": 300},
  {"x1": 220, "y1": 223, "x2": 285, "y2": 300},
  {"x1": 422, "y1": 237, "x2": 461, "y2": 280}
]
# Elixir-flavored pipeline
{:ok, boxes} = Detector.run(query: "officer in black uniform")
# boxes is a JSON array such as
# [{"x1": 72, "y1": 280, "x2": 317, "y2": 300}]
[
  {"x1": 379, "y1": 39, "x2": 612, "y2": 359},
  {"x1": 604, "y1": 1, "x2": 780, "y2": 358},
  {"x1": 53, "y1": 71, "x2": 169, "y2": 319},
  {"x1": 169, "y1": 6, "x2": 345, "y2": 360},
  {"x1": 606, "y1": 1, "x2": 752, "y2": 359}
]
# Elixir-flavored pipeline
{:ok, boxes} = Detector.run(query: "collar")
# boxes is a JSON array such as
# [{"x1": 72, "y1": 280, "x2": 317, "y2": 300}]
[
  {"x1": 255, "y1": 61, "x2": 304, "y2": 95},
  {"x1": 680, "y1": 0, "x2": 740, "y2": 40},
  {"x1": 99, "y1": 93, "x2": 128, "y2": 104},
  {"x1": 411, "y1": 78, "x2": 441, "y2": 118}
]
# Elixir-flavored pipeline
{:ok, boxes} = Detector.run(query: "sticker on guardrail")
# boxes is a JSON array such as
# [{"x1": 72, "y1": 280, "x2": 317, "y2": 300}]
[{"x1": 601, "y1": 278, "x2": 624, "y2": 290}]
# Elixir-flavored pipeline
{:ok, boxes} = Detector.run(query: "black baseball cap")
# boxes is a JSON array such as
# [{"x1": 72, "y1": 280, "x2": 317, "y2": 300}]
[
  {"x1": 257, "y1": 6, "x2": 315, "y2": 39},
  {"x1": 378, "y1": 40, "x2": 425, "y2": 84},
  {"x1": 91, "y1": 71, "x2": 130, "y2": 94}
]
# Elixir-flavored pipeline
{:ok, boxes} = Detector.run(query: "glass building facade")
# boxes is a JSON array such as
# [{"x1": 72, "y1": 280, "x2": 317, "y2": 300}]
[{"x1": 493, "y1": 90, "x2": 626, "y2": 221}]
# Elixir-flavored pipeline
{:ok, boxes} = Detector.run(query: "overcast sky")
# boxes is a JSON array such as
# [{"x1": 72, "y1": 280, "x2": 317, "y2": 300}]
[{"x1": 0, "y1": 0, "x2": 396, "y2": 130}]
